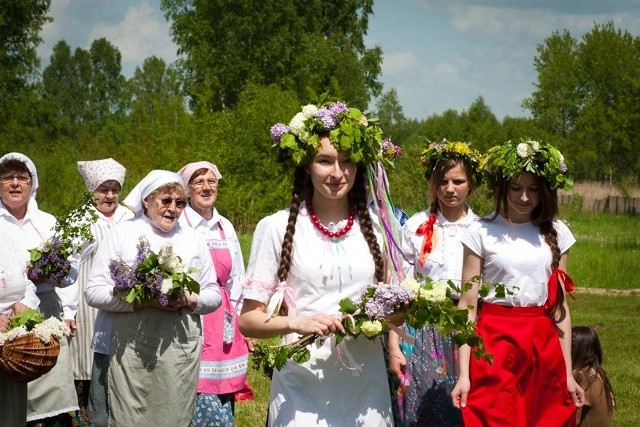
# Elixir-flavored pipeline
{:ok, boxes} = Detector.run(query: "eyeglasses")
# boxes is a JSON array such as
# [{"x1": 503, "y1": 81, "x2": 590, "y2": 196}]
[
  {"x1": 96, "y1": 187, "x2": 121, "y2": 194},
  {"x1": 157, "y1": 197, "x2": 187, "y2": 209},
  {"x1": 191, "y1": 178, "x2": 218, "y2": 188},
  {"x1": 0, "y1": 175, "x2": 31, "y2": 185}
]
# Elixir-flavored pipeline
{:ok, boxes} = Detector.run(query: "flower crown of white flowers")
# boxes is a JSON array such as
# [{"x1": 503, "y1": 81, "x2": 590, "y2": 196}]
[
  {"x1": 482, "y1": 138, "x2": 573, "y2": 190},
  {"x1": 270, "y1": 97, "x2": 401, "y2": 169}
]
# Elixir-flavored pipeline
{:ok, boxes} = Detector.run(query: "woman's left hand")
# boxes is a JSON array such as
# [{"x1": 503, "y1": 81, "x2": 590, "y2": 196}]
[
  {"x1": 244, "y1": 337, "x2": 257, "y2": 352},
  {"x1": 11, "y1": 302, "x2": 29, "y2": 314},
  {"x1": 567, "y1": 374, "x2": 585, "y2": 407},
  {"x1": 0, "y1": 315, "x2": 10, "y2": 332},
  {"x1": 171, "y1": 291, "x2": 198, "y2": 311},
  {"x1": 65, "y1": 319, "x2": 77, "y2": 337}
]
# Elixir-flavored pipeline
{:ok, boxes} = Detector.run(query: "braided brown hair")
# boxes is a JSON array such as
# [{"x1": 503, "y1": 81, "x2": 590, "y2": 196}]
[
  {"x1": 276, "y1": 165, "x2": 385, "y2": 289},
  {"x1": 352, "y1": 165, "x2": 385, "y2": 283}
]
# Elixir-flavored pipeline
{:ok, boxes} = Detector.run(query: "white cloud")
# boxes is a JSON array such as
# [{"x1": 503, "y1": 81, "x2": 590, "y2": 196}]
[
  {"x1": 88, "y1": 2, "x2": 177, "y2": 75},
  {"x1": 382, "y1": 51, "x2": 420, "y2": 76}
]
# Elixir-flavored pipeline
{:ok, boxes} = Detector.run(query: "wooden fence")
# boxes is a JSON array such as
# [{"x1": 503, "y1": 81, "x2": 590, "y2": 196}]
[{"x1": 559, "y1": 195, "x2": 640, "y2": 215}]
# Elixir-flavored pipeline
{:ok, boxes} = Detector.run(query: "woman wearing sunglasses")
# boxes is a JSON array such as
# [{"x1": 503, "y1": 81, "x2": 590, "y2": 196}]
[{"x1": 84, "y1": 170, "x2": 222, "y2": 426}]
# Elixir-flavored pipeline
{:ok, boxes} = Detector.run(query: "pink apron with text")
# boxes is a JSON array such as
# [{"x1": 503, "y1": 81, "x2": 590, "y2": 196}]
[{"x1": 185, "y1": 213, "x2": 248, "y2": 395}]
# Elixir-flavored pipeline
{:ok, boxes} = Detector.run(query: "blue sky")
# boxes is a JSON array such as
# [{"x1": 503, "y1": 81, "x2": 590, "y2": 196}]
[{"x1": 38, "y1": 0, "x2": 640, "y2": 120}]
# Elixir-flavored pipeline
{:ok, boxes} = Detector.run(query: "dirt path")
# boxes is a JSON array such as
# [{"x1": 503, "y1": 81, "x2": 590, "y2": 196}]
[{"x1": 574, "y1": 287, "x2": 640, "y2": 296}]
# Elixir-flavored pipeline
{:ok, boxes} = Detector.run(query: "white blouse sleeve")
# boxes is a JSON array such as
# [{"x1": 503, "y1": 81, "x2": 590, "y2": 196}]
[
  {"x1": 84, "y1": 225, "x2": 135, "y2": 313},
  {"x1": 243, "y1": 212, "x2": 284, "y2": 305},
  {"x1": 460, "y1": 220, "x2": 485, "y2": 258},
  {"x1": 554, "y1": 219, "x2": 576, "y2": 254}
]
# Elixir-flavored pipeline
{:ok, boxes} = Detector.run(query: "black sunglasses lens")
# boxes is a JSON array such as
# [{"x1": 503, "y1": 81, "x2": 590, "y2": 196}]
[{"x1": 160, "y1": 198, "x2": 186, "y2": 208}]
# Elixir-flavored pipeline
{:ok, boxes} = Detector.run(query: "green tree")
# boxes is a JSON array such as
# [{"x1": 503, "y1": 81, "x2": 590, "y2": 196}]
[
  {"x1": 460, "y1": 96, "x2": 502, "y2": 151},
  {"x1": 88, "y1": 38, "x2": 128, "y2": 124},
  {"x1": 161, "y1": 0, "x2": 382, "y2": 112},
  {"x1": 574, "y1": 23, "x2": 640, "y2": 182},
  {"x1": 41, "y1": 40, "x2": 90, "y2": 135},
  {"x1": 522, "y1": 30, "x2": 580, "y2": 138},
  {"x1": 524, "y1": 22, "x2": 640, "y2": 181},
  {"x1": 0, "y1": 0, "x2": 51, "y2": 130},
  {"x1": 375, "y1": 88, "x2": 410, "y2": 141}
]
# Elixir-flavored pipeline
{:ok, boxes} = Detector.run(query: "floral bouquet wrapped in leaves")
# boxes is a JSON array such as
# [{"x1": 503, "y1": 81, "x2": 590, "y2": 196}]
[
  {"x1": 252, "y1": 276, "x2": 491, "y2": 377},
  {"x1": 109, "y1": 236, "x2": 200, "y2": 306},
  {"x1": 0, "y1": 309, "x2": 71, "y2": 382},
  {"x1": 28, "y1": 192, "x2": 98, "y2": 284}
]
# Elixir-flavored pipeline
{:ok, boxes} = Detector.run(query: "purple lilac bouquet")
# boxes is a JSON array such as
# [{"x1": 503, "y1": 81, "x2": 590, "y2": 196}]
[
  {"x1": 109, "y1": 236, "x2": 200, "y2": 306},
  {"x1": 28, "y1": 193, "x2": 97, "y2": 284},
  {"x1": 252, "y1": 277, "x2": 489, "y2": 377}
]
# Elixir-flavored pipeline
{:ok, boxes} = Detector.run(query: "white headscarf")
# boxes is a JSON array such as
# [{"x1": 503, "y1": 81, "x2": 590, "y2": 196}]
[
  {"x1": 122, "y1": 170, "x2": 187, "y2": 214},
  {"x1": 0, "y1": 152, "x2": 39, "y2": 199},
  {"x1": 77, "y1": 158, "x2": 126, "y2": 191}
]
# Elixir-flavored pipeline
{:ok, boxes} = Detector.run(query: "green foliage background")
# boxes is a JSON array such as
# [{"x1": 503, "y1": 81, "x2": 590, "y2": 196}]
[{"x1": 1, "y1": 3, "x2": 639, "y2": 229}]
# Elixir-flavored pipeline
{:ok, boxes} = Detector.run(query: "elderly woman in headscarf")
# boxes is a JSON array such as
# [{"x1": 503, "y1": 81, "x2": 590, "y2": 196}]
[
  {"x1": 177, "y1": 161, "x2": 251, "y2": 426},
  {"x1": 0, "y1": 152, "x2": 80, "y2": 424},
  {"x1": 69, "y1": 158, "x2": 133, "y2": 425},
  {"x1": 0, "y1": 230, "x2": 40, "y2": 425},
  {"x1": 84, "y1": 169, "x2": 221, "y2": 426}
]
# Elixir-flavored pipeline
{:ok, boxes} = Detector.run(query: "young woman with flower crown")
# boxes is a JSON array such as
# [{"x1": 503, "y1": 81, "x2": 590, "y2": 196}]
[
  {"x1": 388, "y1": 140, "x2": 483, "y2": 427},
  {"x1": 450, "y1": 139, "x2": 584, "y2": 426},
  {"x1": 239, "y1": 100, "x2": 399, "y2": 426}
]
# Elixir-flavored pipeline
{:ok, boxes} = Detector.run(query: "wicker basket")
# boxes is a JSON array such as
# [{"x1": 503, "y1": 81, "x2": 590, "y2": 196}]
[{"x1": 0, "y1": 333, "x2": 60, "y2": 382}]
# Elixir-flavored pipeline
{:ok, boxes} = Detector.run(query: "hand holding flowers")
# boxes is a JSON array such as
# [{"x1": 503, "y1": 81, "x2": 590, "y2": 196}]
[
  {"x1": 28, "y1": 192, "x2": 98, "y2": 284},
  {"x1": 252, "y1": 276, "x2": 491, "y2": 377},
  {"x1": 109, "y1": 236, "x2": 200, "y2": 308},
  {"x1": 0, "y1": 308, "x2": 70, "y2": 346}
]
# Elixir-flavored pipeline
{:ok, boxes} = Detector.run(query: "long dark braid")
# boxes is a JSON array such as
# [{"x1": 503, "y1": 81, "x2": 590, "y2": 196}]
[
  {"x1": 276, "y1": 166, "x2": 309, "y2": 284},
  {"x1": 534, "y1": 179, "x2": 564, "y2": 317},
  {"x1": 352, "y1": 166, "x2": 385, "y2": 283}
]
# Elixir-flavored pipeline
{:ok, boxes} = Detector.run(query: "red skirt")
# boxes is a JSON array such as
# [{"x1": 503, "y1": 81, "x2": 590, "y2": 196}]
[{"x1": 462, "y1": 303, "x2": 576, "y2": 427}]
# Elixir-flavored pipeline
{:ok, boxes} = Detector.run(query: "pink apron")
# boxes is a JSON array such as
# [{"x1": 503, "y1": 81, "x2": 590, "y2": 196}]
[{"x1": 184, "y1": 212, "x2": 248, "y2": 395}]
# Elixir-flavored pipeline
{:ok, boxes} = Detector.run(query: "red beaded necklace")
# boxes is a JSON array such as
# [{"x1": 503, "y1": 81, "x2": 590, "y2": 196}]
[{"x1": 306, "y1": 196, "x2": 355, "y2": 239}]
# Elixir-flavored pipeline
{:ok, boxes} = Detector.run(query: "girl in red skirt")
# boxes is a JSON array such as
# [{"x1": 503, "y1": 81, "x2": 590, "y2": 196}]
[{"x1": 451, "y1": 139, "x2": 584, "y2": 426}]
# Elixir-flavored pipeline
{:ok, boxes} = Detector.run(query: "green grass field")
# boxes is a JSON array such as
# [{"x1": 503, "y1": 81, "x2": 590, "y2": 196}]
[{"x1": 235, "y1": 211, "x2": 640, "y2": 426}]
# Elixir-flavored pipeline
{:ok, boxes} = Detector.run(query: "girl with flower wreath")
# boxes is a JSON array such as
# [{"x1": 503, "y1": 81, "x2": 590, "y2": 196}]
[
  {"x1": 451, "y1": 139, "x2": 584, "y2": 426},
  {"x1": 388, "y1": 139, "x2": 483, "y2": 427},
  {"x1": 239, "y1": 100, "x2": 401, "y2": 426}
]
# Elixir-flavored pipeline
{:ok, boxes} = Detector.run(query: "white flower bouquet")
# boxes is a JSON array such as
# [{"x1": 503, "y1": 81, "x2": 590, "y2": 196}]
[{"x1": 0, "y1": 309, "x2": 70, "y2": 382}]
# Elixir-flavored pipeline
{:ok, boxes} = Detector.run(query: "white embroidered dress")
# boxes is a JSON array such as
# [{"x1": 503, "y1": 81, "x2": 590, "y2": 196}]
[{"x1": 244, "y1": 202, "x2": 393, "y2": 427}]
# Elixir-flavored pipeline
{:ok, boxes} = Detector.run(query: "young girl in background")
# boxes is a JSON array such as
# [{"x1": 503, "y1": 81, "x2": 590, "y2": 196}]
[
  {"x1": 572, "y1": 326, "x2": 615, "y2": 427},
  {"x1": 389, "y1": 139, "x2": 483, "y2": 426}
]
